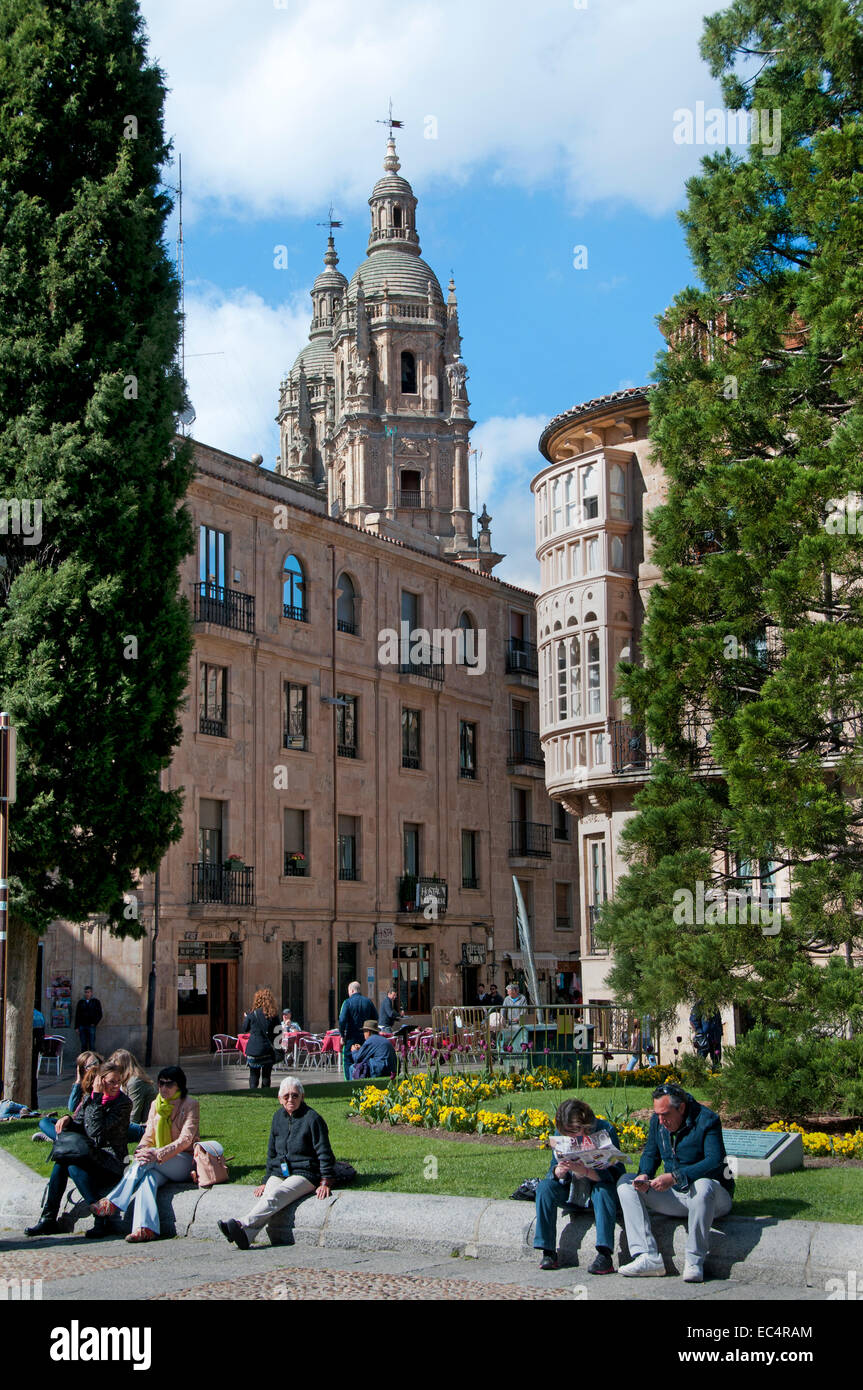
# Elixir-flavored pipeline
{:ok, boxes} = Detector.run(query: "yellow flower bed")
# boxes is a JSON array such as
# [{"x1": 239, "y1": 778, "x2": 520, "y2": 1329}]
[
  {"x1": 350, "y1": 1068, "x2": 569, "y2": 1138},
  {"x1": 766, "y1": 1122, "x2": 863, "y2": 1159}
]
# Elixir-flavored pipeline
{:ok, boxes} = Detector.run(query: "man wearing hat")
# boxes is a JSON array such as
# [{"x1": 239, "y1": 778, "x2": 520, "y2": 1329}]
[{"x1": 349, "y1": 1020, "x2": 397, "y2": 1079}]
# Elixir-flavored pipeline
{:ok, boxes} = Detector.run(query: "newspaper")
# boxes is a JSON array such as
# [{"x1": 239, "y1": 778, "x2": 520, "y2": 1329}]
[{"x1": 549, "y1": 1131, "x2": 625, "y2": 1171}]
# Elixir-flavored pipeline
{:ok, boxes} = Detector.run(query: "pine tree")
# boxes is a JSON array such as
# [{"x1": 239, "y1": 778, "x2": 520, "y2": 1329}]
[
  {"x1": 0, "y1": 0, "x2": 193, "y2": 1099},
  {"x1": 602, "y1": 0, "x2": 863, "y2": 1039}
]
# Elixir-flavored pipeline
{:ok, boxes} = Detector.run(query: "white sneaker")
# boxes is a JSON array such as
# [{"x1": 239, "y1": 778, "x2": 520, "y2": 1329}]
[
  {"x1": 619, "y1": 1253, "x2": 665, "y2": 1277},
  {"x1": 31, "y1": 1131, "x2": 51, "y2": 1142},
  {"x1": 683, "y1": 1261, "x2": 704, "y2": 1283}
]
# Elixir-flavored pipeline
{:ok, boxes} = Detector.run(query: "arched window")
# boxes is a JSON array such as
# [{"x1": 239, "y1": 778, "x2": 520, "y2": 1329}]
[
  {"x1": 610, "y1": 464, "x2": 626, "y2": 519},
  {"x1": 283, "y1": 555, "x2": 307, "y2": 621},
  {"x1": 401, "y1": 350, "x2": 417, "y2": 394},
  {"x1": 337, "y1": 573, "x2": 357, "y2": 634},
  {"x1": 587, "y1": 632, "x2": 601, "y2": 714},
  {"x1": 393, "y1": 204, "x2": 403, "y2": 228},
  {"x1": 457, "y1": 610, "x2": 478, "y2": 666}
]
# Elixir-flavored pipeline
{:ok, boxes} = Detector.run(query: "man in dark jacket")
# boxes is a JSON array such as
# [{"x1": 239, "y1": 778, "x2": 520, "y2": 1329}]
[
  {"x1": 617, "y1": 1083, "x2": 733, "y2": 1283},
  {"x1": 350, "y1": 1021, "x2": 397, "y2": 1078},
  {"x1": 74, "y1": 987, "x2": 102, "y2": 1051},
  {"x1": 379, "y1": 987, "x2": 403, "y2": 1031},
  {"x1": 338, "y1": 980, "x2": 377, "y2": 1080},
  {"x1": 218, "y1": 1077, "x2": 335, "y2": 1250}
]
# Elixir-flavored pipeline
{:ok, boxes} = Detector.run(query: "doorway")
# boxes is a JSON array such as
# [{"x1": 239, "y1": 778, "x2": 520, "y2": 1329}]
[{"x1": 337, "y1": 942, "x2": 357, "y2": 1009}]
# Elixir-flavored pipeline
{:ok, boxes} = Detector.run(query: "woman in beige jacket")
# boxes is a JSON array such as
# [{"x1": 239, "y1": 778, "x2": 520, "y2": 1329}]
[{"x1": 91, "y1": 1065, "x2": 200, "y2": 1241}]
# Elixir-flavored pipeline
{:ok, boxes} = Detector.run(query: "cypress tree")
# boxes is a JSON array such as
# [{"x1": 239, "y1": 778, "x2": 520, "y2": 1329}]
[
  {"x1": 602, "y1": 0, "x2": 863, "y2": 1039},
  {"x1": 0, "y1": 0, "x2": 193, "y2": 1098}
]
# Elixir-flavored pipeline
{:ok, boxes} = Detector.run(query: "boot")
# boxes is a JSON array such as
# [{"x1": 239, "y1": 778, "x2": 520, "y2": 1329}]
[
  {"x1": 85, "y1": 1214, "x2": 115, "y2": 1240},
  {"x1": 25, "y1": 1209, "x2": 61, "y2": 1237}
]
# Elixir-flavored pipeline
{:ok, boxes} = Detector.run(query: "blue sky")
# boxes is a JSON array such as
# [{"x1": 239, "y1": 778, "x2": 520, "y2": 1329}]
[{"x1": 140, "y1": 0, "x2": 730, "y2": 588}]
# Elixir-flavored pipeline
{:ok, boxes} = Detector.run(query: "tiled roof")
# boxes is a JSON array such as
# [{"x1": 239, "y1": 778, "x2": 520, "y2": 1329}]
[{"x1": 538, "y1": 385, "x2": 655, "y2": 459}]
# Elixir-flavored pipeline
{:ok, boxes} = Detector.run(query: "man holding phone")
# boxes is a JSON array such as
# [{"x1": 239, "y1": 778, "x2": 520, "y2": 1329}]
[{"x1": 616, "y1": 1083, "x2": 734, "y2": 1283}]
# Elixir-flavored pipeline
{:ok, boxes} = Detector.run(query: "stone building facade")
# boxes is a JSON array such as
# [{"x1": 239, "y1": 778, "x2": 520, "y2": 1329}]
[{"x1": 42, "y1": 141, "x2": 582, "y2": 1062}]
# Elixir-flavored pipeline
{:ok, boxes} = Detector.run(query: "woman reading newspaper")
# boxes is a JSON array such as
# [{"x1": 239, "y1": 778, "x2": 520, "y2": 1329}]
[{"x1": 534, "y1": 1098, "x2": 625, "y2": 1274}]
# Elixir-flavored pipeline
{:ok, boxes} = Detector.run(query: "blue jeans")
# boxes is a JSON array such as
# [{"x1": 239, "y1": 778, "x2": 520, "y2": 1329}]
[
  {"x1": 128, "y1": 1122, "x2": 145, "y2": 1143},
  {"x1": 39, "y1": 1117, "x2": 57, "y2": 1139},
  {"x1": 103, "y1": 1153, "x2": 195, "y2": 1235},
  {"x1": 534, "y1": 1175, "x2": 617, "y2": 1252},
  {"x1": 343, "y1": 1042, "x2": 356, "y2": 1081},
  {"x1": 45, "y1": 1159, "x2": 114, "y2": 1214},
  {"x1": 78, "y1": 1026, "x2": 97, "y2": 1052}
]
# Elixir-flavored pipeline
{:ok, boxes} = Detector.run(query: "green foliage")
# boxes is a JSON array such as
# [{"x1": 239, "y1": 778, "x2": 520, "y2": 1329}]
[
  {"x1": 604, "y1": 0, "x2": 863, "y2": 1030},
  {"x1": 709, "y1": 1029, "x2": 863, "y2": 1124},
  {"x1": 0, "y1": 0, "x2": 193, "y2": 933}
]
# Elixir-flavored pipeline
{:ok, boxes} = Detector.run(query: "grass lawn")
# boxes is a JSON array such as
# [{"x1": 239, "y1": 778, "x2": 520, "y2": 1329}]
[{"x1": 2, "y1": 1083, "x2": 861, "y2": 1224}]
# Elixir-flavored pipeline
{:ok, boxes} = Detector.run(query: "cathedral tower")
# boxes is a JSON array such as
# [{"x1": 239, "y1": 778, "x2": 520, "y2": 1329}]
[{"x1": 277, "y1": 138, "x2": 501, "y2": 572}]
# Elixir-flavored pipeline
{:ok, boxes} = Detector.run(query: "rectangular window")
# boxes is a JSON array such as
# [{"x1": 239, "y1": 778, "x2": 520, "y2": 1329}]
[
  {"x1": 336, "y1": 693, "x2": 358, "y2": 758},
  {"x1": 565, "y1": 474, "x2": 577, "y2": 527},
  {"x1": 394, "y1": 943, "x2": 430, "y2": 1013},
  {"x1": 551, "y1": 479, "x2": 562, "y2": 532},
  {"x1": 586, "y1": 537, "x2": 599, "y2": 572},
  {"x1": 555, "y1": 881, "x2": 572, "y2": 931},
  {"x1": 589, "y1": 840, "x2": 608, "y2": 905},
  {"x1": 461, "y1": 830, "x2": 478, "y2": 889},
  {"x1": 284, "y1": 683, "x2": 307, "y2": 750},
  {"x1": 403, "y1": 823, "x2": 421, "y2": 878},
  {"x1": 581, "y1": 463, "x2": 599, "y2": 521},
  {"x1": 199, "y1": 525, "x2": 228, "y2": 589},
  {"x1": 570, "y1": 541, "x2": 581, "y2": 577},
  {"x1": 587, "y1": 633, "x2": 601, "y2": 715},
  {"x1": 402, "y1": 708, "x2": 421, "y2": 769},
  {"x1": 338, "y1": 815, "x2": 359, "y2": 881},
  {"x1": 283, "y1": 809, "x2": 308, "y2": 876},
  {"x1": 553, "y1": 802, "x2": 569, "y2": 841},
  {"x1": 199, "y1": 664, "x2": 227, "y2": 737},
  {"x1": 198, "y1": 799, "x2": 224, "y2": 869},
  {"x1": 459, "y1": 720, "x2": 477, "y2": 779}
]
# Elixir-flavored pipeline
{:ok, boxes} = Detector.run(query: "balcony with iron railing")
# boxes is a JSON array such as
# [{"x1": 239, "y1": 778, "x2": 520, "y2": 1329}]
[
  {"x1": 507, "y1": 728, "x2": 544, "y2": 767},
  {"x1": 397, "y1": 876, "x2": 448, "y2": 917},
  {"x1": 398, "y1": 646, "x2": 445, "y2": 684},
  {"x1": 192, "y1": 583, "x2": 255, "y2": 634},
  {"x1": 505, "y1": 638, "x2": 538, "y2": 677},
  {"x1": 509, "y1": 821, "x2": 551, "y2": 859},
  {"x1": 337, "y1": 618, "x2": 358, "y2": 635},
  {"x1": 610, "y1": 718, "x2": 717, "y2": 775},
  {"x1": 398, "y1": 489, "x2": 424, "y2": 509},
  {"x1": 337, "y1": 743, "x2": 358, "y2": 759},
  {"x1": 190, "y1": 863, "x2": 255, "y2": 906}
]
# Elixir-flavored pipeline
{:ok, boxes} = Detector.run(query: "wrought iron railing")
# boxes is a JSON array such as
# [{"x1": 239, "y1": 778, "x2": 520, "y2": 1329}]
[
  {"x1": 192, "y1": 583, "x2": 255, "y2": 634},
  {"x1": 190, "y1": 863, "x2": 255, "y2": 906},
  {"x1": 509, "y1": 821, "x2": 551, "y2": 858},
  {"x1": 507, "y1": 728, "x2": 544, "y2": 766},
  {"x1": 505, "y1": 638, "x2": 538, "y2": 677}
]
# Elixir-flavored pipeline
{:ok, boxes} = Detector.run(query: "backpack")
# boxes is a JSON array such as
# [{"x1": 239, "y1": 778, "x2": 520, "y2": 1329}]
[{"x1": 192, "y1": 1140, "x2": 229, "y2": 1187}]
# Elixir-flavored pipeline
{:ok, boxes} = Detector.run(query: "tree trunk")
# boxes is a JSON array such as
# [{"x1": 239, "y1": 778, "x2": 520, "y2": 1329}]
[{"x1": 3, "y1": 914, "x2": 38, "y2": 1106}]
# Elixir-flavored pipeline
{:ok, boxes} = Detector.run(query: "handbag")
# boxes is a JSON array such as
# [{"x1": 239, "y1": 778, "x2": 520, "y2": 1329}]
[
  {"x1": 51, "y1": 1130, "x2": 94, "y2": 1162},
  {"x1": 191, "y1": 1141, "x2": 229, "y2": 1188}
]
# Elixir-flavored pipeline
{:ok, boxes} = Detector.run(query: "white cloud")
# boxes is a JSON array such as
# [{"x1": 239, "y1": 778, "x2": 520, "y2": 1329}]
[
  {"x1": 141, "y1": 0, "x2": 723, "y2": 222},
  {"x1": 183, "y1": 284, "x2": 309, "y2": 463},
  {"x1": 471, "y1": 414, "x2": 548, "y2": 592}
]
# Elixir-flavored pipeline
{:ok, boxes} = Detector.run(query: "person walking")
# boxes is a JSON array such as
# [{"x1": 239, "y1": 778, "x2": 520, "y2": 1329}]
[
  {"x1": 338, "y1": 981, "x2": 377, "y2": 1081},
  {"x1": 74, "y1": 987, "x2": 102, "y2": 1052},
  {"x1": 241, "y1": 988, "x2": 280, "y2": 1089}
]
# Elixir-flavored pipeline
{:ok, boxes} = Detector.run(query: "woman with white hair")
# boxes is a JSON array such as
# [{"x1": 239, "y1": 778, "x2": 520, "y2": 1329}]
[{"x1": 217, "y1": 1077, "x2": 335, "y2": 1249}]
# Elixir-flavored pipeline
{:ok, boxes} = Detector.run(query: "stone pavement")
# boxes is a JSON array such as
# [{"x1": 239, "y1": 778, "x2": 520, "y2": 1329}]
[
  {"x1": 1, "y1": 1144, "x2": 859, "y2": 1299},
  {"x1": 0, "y1": 1227, "x2": 830, "y2": 1302}
]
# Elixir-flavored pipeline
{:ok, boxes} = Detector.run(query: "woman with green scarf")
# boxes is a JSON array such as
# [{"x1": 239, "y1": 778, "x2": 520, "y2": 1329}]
[{"x1": 90, "y1": 1065, "x2": 199, "y2": 1242}]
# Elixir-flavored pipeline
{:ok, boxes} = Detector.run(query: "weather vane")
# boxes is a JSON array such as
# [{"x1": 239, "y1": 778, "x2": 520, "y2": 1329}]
[
  {"x1": 316, "y1": 204, "x2": 342, "y2": 235},
  {"x1": 377, "y1": 98, "x2": 403, "y2": 139}
]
